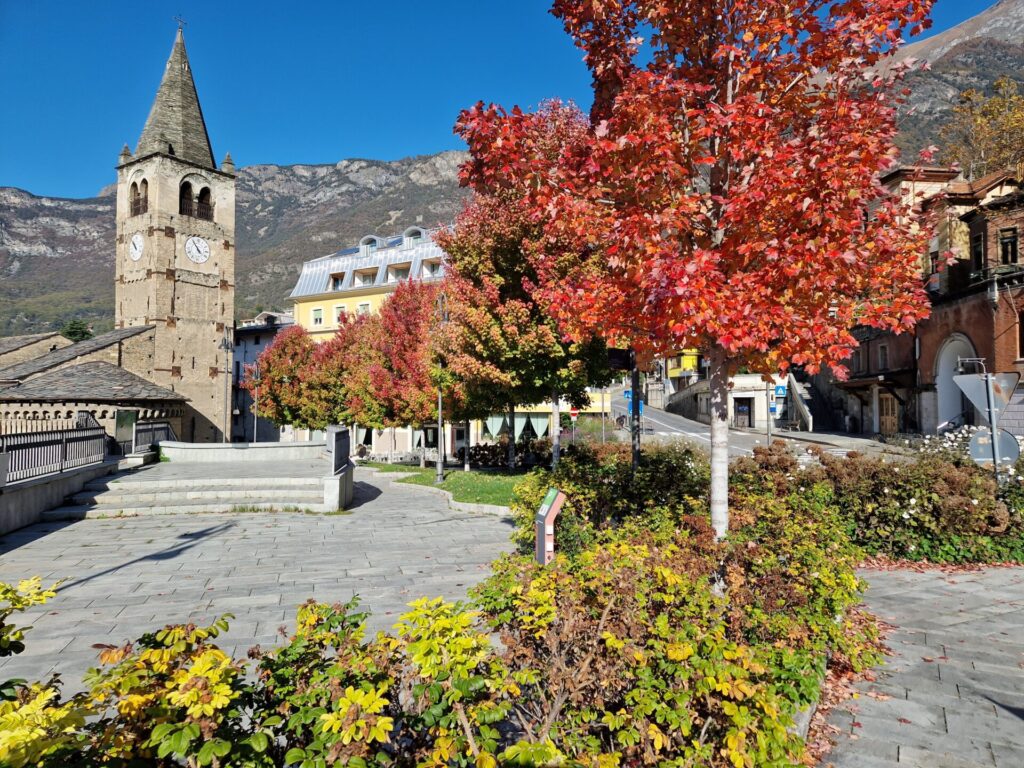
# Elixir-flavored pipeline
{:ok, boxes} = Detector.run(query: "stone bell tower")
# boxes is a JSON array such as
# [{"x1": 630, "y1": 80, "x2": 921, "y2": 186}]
[{"x1": 115, "y1": 27, "x2": 235, "y2": 443}]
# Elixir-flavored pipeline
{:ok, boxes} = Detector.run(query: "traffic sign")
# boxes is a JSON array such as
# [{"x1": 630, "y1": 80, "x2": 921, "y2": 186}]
[
  {"x1": 623, "y1": 389, "x2": 632, "y2": 401},
  {"x1": 954, "y1": 373, "x2": 1020, "y2": 425},
  {"x1": 569, "y1": 408, "x2": 579, "y2": 422},
  {"x1": 969, "y1": 427, "x2": 1020, "y2": 468},
  {"x1": 774, "y1": 385, "x2": 787, "y2": 397}
]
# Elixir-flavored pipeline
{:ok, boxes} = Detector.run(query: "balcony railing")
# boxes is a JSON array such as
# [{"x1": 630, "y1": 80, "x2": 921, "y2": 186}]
[
  {"x1": 130, "y1": 198, "x2": 148, "y2": 216},
  {"x1": 179, "y1": 199, "x2": 214, "y2": 222}
]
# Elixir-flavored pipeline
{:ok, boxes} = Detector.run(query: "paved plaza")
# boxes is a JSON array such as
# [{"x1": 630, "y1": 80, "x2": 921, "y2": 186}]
[
  {"x1": 825, "y1": 567, "x2": 1024, "y2": 768},
  {"x1": 0, "y1": 467, "x2": 513, "y2": 689},
  {"x1": 2, "y1": 466, "x2": 1022, "y2": 768}
]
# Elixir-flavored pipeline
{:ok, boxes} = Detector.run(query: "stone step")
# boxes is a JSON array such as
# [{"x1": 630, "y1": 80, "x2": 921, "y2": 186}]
[
  {"x1": 71, "y1": 488, "x2": 325, "y2": 505},
  {"x1": 83, "y1": 476, "x2": 323, "y2": 493},
  {"x1": 43, "y1": 499, "x2": 331, "y2": 521}
]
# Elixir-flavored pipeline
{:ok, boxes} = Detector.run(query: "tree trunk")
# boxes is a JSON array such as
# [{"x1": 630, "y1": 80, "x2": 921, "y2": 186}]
[
  {"x1": 551, "y1": 391, "x2": 561, "y2": 469},
  {"x1": 507, "y1": 403, "x2": 516, "y2": 470},
  {"x1": 464, "y1": 419, "x2": 471, "y2": 472},
  {"x1": 708, "y1": 346, "x2": 730, "y2": 540},
  {"x1": 420, "y1": 427, "x2": 426, "y2": 468}
]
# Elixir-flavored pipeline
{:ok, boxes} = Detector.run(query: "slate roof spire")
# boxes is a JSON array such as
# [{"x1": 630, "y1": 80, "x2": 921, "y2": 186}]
[{"x1": 135, "y1": 28, "x2": 216, "y2": 169}]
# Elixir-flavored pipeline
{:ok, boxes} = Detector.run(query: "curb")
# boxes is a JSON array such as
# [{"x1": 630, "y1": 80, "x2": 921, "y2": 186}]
[{"x1": 358, "y1": 467, "x2": 512, "y2": 517}]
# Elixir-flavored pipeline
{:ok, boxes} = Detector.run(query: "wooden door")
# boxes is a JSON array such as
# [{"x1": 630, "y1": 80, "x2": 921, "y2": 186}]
[{"x1": 879, "y1": 393, "x2": 898, "y2": 435}]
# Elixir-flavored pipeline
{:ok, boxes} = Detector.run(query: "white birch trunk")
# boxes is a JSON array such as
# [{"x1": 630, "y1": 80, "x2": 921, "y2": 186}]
[
  {"x1": 551, "y1": 392, "x2": 561, "y2": 469},
  {"x1": 708, "y1": 347, "x2": 730, "y2": 540},
  {"x1": 507, "y1": 403, "x2": 516, "y2": 470}
]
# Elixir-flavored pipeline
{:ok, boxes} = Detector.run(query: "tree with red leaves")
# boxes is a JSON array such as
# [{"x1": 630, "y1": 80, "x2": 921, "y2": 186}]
[
  {"x1": 242, "y1": 324, "x2": 318, "y2": 429},
  {"x1": 455, "y1": 0, "x2": 936, "y2": 536}
]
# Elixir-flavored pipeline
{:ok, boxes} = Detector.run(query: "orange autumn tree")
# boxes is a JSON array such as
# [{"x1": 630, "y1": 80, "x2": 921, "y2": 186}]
[{"x1": 455, "y1": 0, "x2": 936, "y2": 536}]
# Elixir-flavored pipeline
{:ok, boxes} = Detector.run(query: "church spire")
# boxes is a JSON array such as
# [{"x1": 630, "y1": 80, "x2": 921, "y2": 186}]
[{"x1": 135, "y1": 28, "x2": 216, "y2": 169}]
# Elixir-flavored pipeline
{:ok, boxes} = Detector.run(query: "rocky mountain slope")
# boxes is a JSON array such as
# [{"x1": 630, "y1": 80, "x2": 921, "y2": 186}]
[
  {"x1": 0, "y1": 151, "x2": 468, "y2": 335},
  {"x1": 895, "y1": 0, "x2": 1024, "y2": 157},
  {"x1": 4, "y1": 1, "x2": 1024, "y2": 335}
]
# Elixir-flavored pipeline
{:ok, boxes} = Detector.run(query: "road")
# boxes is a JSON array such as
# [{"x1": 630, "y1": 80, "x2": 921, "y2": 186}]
[{"x1": 608, "y1": 396, "x2": 768, "y2": 457}]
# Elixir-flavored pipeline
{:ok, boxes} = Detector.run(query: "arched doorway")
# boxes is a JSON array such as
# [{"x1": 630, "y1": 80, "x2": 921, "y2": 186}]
[{"x1": 935, "y1": 334, "x2": 976, "y2": 430}]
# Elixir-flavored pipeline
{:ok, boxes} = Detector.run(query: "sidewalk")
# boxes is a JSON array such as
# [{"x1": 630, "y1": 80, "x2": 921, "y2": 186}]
[{"x1": 823, "y1": 567, "x2": 1024, "y2": 768}]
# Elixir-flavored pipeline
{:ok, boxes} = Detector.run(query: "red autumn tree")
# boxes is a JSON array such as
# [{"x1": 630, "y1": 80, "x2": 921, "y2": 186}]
[
  {"x1": 243, "y1": 324, "x2": 317, "y2": 429},
  {"x1": 374, "y1": 279, "x2": 466, "y2": 465},
  {"x1": 455, "y1": 0, "x2": 936, "y2": 536},
  {"x1": 437, "y1": 105, "x2": 612, "y2": 469}
]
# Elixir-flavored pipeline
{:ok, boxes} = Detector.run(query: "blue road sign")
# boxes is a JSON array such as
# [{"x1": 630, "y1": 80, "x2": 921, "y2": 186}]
[
  {"x1": 774, "y1": 385, "x2": 787, "y2": 397},
  {"x1": 623, "y1": 389, "x2": 632, "y2": 401}
]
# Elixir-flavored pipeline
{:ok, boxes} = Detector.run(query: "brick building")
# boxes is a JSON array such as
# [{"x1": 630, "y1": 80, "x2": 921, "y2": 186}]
[{"x1": 820, "y1": 165, "x2": 1024, "y2": 436}]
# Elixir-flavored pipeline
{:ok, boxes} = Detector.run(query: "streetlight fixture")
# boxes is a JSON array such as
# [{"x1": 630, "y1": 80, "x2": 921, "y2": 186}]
[
  {"x1": 435, "y1": 291, "x2": 449, "y2": 485},
  {"x1": 218, "y1": 333, "x2": 232, "y2": 444},
  {"x1": 251, "y1": 361, "x2": 260, "y2": 443}
]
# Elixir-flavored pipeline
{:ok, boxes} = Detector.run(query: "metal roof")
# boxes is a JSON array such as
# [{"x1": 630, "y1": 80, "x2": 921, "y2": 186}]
[{"x1": 289, "y1": 229, "x2": 447, "y2": 300}]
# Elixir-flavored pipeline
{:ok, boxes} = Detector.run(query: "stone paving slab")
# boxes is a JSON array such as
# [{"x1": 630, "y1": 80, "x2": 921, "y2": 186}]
[
  {"x1": 0, "y1": 468, "x2": 513, "y2": 690},
  {"x1": 824, "y1": 567, "x2": 1024, "y2": 768}
]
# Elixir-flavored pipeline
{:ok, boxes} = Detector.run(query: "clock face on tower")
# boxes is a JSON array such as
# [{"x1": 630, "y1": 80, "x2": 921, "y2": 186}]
[
  {"x1": 184, "y1": 236, "x2": 211, "y2": 264},
  {"x1": 129, "y1": 233, "x2": 145, "y2": 261}
]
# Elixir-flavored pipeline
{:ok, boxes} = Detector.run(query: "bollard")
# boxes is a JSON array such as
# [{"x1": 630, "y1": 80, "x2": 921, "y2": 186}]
[{"x1": 535, "y1": 487, "x2": 567, "y2": 565}]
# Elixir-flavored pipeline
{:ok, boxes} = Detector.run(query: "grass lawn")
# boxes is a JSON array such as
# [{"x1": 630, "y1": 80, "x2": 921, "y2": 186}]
[{"x1": 364, "y1": 463, "x2": 523, "y2": 507}]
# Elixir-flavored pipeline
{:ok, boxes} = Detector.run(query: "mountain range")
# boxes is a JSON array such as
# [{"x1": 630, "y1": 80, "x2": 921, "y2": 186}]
[{"x1": 3, "y1": 0, "x2": 1023, "y2": 335}]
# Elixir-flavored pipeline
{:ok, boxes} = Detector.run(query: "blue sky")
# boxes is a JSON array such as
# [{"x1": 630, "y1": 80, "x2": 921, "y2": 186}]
[{"x1": 0, "y1": 0, "x2": 1000, "y2": 198}]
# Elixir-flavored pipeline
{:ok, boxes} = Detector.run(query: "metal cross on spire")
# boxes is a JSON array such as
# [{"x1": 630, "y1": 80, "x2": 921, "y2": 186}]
[{"x1": 173, "y1": 15, "x2": 188, "y2": 29}]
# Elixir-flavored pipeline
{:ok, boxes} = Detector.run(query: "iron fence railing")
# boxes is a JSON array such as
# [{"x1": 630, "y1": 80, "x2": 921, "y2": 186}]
[
  {"x1": 130, "y1": 420, "x2": 178, "y2": 455},
  {"x1": 0, "y1": 427, "x2": 106, "y2": 484}
]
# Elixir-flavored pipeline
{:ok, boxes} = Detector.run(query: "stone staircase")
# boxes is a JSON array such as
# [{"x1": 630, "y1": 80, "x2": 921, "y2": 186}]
[
  {"x1": 43, "y1": 469, "x2": 329, "y2": 521},
  {"x1": 789, "y1": 374, "x2": 837, "y2": 432}
]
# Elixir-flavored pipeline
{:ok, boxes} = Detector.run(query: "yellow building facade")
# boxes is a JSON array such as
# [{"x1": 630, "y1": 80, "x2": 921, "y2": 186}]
[{"x1": 289, "y1": 227, "x2": 611, "y2": 460}]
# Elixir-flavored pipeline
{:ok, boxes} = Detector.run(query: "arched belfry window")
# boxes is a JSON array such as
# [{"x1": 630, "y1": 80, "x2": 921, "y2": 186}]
[
  {"x1": 179, "y1": 181, "x2": 194, "y2": 216},
  {"x1": 197, "y1": 186, "x2": 213, "y2": 221},
  {"x1": 130, "y1": 181, "x2": 149, "y2": 216}
]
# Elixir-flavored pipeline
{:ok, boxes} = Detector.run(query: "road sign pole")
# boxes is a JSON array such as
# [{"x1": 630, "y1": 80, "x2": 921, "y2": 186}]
[
  {"x1": 631, "y1": 356, "x2": 641, "y2": 473},
  {"x1": 766, "y1": 379, "x2": 772, "y2": 444},
  {"x1": 985, "y1": 373, "x2": 1001, "y2": 486}
]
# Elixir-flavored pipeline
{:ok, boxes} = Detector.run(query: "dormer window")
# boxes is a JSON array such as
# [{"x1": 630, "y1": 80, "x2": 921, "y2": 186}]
[
  {"x1": 387, "y1": 263, "x2": 411, "y2": 283},
  {"x1": 403, "y1": 227, "x2": 425, "y2": 248},
  {"x1": 360, "y1": 236, "x2": 382, "y2": 256},
  {"x1": 422, "y1": 259, "x2": 442, "y2": 278},
  {"x1": 330, "y1": 272, "x2": 346, "y2": 291},
  {"x1": 355, "y1": 268, "x2": 378, "y2": 287}
]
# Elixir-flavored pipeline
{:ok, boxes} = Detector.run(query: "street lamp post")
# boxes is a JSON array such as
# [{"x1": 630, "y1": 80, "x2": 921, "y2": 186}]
[
  {"x1": 251, "y1": 361, "x2": 260, "y2": 443},
  {"x1": 219, "y1": 334, "x2": 232, "y2": 444},
  {"x1": 436, "y1": 291, "x2": 449, "y2": 485}
]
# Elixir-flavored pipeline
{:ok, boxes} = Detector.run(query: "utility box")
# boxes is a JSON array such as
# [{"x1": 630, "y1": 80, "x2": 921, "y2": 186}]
[{"x1": 535, "y1": 488, "x2": 567, "y2": 565}]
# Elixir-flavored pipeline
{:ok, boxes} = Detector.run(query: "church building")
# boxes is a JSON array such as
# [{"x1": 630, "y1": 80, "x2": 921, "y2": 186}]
[{"x1": 0, "y1": 28, "x2": 234, "y2": 443}]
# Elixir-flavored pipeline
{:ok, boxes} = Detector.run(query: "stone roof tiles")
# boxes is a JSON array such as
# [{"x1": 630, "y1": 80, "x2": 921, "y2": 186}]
[
  {"x1": 0, "y1": 332, "x2": 62, "y2": 357},
  {"x1": 134, "y1": 28, "x2": 216, "y2": 170},
  {"x1": 0, "y1": 326, "x2": 154, "y2": 383},
  {"x1": 0, "y1": 361, "x2": 185, "y2": 403}
]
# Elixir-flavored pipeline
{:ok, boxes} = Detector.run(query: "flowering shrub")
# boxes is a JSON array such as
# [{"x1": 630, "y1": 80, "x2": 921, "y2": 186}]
[
  {"x1": 732, "y1": 442, "x2": 1024, "y2": 564},
  {"x1": 510, "y1": 443, "x2": 710, "y2": 555},
  {"x1": 3, "y1": 487, "x2": 876, "y2": 768}
]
